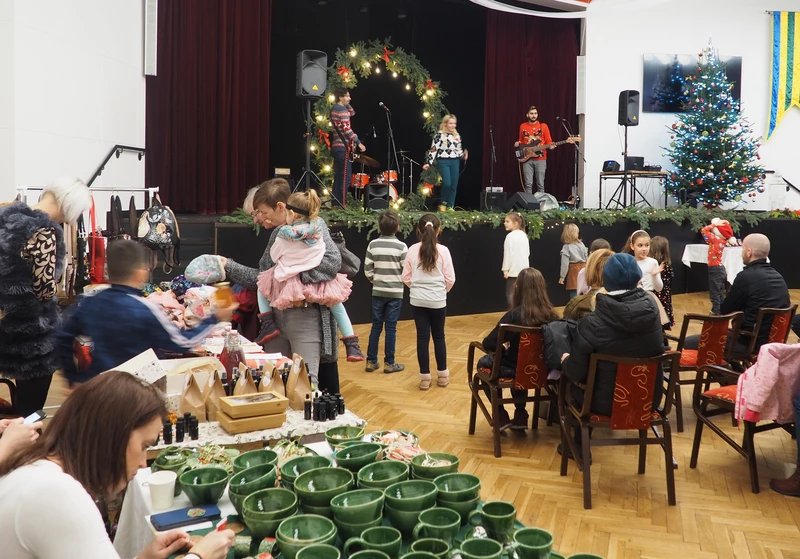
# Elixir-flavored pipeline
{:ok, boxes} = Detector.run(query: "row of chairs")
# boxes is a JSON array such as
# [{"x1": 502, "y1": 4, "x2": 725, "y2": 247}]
[{"x1": 467, "y1": 305, "x2": 797, "y2": 509}]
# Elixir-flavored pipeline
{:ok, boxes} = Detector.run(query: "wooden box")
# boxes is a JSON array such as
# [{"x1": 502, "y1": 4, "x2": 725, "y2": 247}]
[
  {"x1": 219, "y1": 391, "x2": 289, "y2": 419},
  {"x1": 217, "y1": 410, "x2": 287, "y2": 434}
]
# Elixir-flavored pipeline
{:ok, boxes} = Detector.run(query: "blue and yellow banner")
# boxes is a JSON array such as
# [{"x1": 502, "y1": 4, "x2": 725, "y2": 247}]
[{"x1": 767, "y1": 11, "x2": 800, "y2": 139}]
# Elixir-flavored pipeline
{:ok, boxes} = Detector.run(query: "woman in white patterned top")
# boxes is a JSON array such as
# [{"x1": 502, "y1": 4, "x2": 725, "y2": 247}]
[{"x1": 422, "y1": 114, "x2": 469, "y2": 211}]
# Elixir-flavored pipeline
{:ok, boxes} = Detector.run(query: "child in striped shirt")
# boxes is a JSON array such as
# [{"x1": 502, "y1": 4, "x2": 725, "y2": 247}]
[{"x1": 364, "y1": 210, "x2": 408, "y2": 374}]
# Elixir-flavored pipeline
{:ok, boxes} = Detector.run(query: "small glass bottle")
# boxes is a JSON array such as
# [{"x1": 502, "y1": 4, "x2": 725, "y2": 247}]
[
  {"x1": 162, "y1": 420, "x2": 173, "y2": 445},
  {"x1": 304, "y1": 394, "x2": 312, "y2": 420},
  {"x1": 175, "y1": 418, "x2": 185, "y2": 443},
  {"x1": 336, "y1": 394, "x2": 345, "y2": 415}
]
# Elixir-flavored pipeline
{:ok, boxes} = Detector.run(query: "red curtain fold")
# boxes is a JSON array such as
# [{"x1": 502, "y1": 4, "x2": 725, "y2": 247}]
[
  {"x1": 483, "y1": 12, "x2": 580, "y2": 201},
  {"x1": 145, "y1": 0, "x2": 272, "y2": 214}
]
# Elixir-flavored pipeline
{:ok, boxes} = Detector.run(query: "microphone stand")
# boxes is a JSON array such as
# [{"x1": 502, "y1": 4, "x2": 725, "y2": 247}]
[
  {"x1": 488, "y1": 125, "x2": 497, "y2": 190},
  {"x1": 383, "y1": 108, "x2": 402, "y2": 195},
  {"x1": 402, "y1": 154, "x2": 422, "y2": 197},
  {"x1": 559, "y1": 117, "x2": 583, "y2": 207}
]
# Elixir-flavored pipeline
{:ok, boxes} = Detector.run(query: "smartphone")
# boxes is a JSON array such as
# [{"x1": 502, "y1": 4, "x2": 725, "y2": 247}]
[
  {"x1": 151, "y1": 505, "x2": 221, "y2": 531},
  {"x1": 23, "y1": 410, "x2": 46, "y2": 424}
]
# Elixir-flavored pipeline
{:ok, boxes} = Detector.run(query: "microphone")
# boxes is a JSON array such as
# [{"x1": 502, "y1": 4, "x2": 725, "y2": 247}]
[
  {"x1": 372, "y1": 126, "x2": 377, "y2": 138},
  {"x1": 555, "y1": 116, "x2": 563, "y2": 121},
  {"x1": 379, "y1": 102, "x2": 390, "y2": 112}
]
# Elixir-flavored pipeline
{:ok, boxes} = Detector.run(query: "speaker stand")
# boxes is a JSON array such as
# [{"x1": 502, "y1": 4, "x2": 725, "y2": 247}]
[
  {"x1": 296, "y1": 98, "x2": 343, "y2": 208},
  {"x1": 605, "y1": 125, "x2": 651, "y2": 209}
]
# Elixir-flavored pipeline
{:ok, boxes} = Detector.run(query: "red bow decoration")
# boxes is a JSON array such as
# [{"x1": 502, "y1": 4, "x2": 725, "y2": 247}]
[
  {"x1": 382, "y1": 46, "x2": 395, "y2": 63},
  {"x1": 317, "y1": 129, "x2": 330, "y2": 149},
  {"x1": 425, "y1": 79, "x2": 437, "y2": 90},
  {"x1": 337, "y1": 65, "x2": 350, "y2": 78}
]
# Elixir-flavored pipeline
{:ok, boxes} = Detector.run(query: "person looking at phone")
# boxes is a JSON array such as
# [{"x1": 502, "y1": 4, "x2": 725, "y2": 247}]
[
  {"x1": 0, "y1": 371, "x2": 235, "y2": 559},
  {"x1": 0, "y1": 417, "x2": 42, "y2": 463}
]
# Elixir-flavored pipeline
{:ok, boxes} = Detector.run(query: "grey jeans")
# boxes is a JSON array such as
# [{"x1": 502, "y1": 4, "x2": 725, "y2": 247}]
[
  {"x1": 522, "y1": 159, "x2": 547, "y2": 193},
  {"x1": 263, "y1": 306, "x2": 322, "y2": 385},
  {"x1": 708, "y1": 265, "x2": 727, "y2": 315}
]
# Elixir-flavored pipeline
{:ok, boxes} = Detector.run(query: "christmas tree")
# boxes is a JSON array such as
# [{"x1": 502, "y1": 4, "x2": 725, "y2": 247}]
[
  {"x1": 650, "y1": 56, "x2": 686, "y2": 112},
  {"x1": 663, "y1": 43, "x2": 764, "y2": 206}
]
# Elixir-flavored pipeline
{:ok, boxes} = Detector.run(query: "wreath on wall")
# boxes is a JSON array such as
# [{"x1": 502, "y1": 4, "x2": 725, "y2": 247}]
[{"x1": 311, "y1": 38, "x2": 447, "y2": 190}]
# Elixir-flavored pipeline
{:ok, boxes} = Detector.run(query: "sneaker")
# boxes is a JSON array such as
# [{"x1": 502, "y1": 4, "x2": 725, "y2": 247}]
[
  {"x1": 510, "y1": 410, "x2": 529, "y2": 430},
  {"x1": 365, "y1": 361, "x2": 379, "y2": 372},
  {"x1": 342, "y1": 335, "x2": 365, "y2": 362},
  {"x1": 438, "y1": 204, "x2": 447, "y2": 213},
  {"x1": 384, "y1": 362, "x2": 405, "y2": 374}
]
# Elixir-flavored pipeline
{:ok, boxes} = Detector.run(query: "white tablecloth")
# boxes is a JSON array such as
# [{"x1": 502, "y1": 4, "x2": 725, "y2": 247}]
[
  {"x1": 114, "y1": 442, "x2": 333, "y2": 558},
  {"x1": 681, "y1": 244, "x2": 745, "y2": 285}
]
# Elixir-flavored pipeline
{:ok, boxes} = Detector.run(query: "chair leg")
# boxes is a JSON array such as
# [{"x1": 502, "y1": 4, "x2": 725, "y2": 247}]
[
  {"x1": 532, "y1": 389, "x2": 540, "y2": 431},
  {"x1": 582, "y1": 423, "x2": 592, "y2": 509},
  {"x1": 468, "y1": 382, "x2": 478, "y2": 435},
  {"x1": 674, "y1": 382, "x2": 684, "y2": 433},
  {"x1": 689, "y1": 406, "x2": 706, "y2": 469},
  {"x1": 546, "y1": 392, "x2": 557, "y2": 427},
  {"x1": 490, "y1": 388, "x2": 502, "y2": 458},
  {"x1": 663, "y1": 422, "x2": 676, "y2": 506},
  {"x1": 743, "y1": 422, "x2": 759, "y2": 493},
  {"x1": 559, "y1": 409, "x2": 571, "y2": 476},
  {"x1": 638, "y1": 429, "x2": 647, "y2": 474}
]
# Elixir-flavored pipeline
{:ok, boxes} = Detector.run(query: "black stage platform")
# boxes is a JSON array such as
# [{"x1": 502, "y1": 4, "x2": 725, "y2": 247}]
[{"x1": 214, "y1": 218, "x2": 800, "y2": 326}]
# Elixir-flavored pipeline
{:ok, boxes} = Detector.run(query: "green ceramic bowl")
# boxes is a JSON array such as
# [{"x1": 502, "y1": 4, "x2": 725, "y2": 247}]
[
  {"x1": 334, "y1": 515, "x2": 383, "y2": 541},
  {"x1": 367, "y1": 430, "x2": 420, "y2": 449},
  {"x1": 229, "y1": 463, "x2": 278, "y2": 495},
  {"x1": 409, "y1": 453, "x2": 460, "y2": 480},
  {"x1": 333, "y1": 443, "x2": 382, "y2": 473},
  {"x1": 243, "y1": 487, "x2": 299, "y2": 520},
  {"x1": 432, "y1": 474, "x2": 481, "y2": 502},
  {"x1": 297, "y1": 543, "x2": 342, "y2": 559},
  {"x1": 330, "y1": 488, "x2": 385, "y2": 524},
  {"x1": 243, "y1": 508, "x2": 297, "y2": 539},
  {"x1": 302, "y1": 503, "x2": 333, "y2": 518},
  {"x1": 357, "y1": 461, "x2": 410, "y2": 489},
  {"x1": 325, "y1": 426, "x2": 367, "y2": 449},
  {"x1": 233, "y1": 448, "x2": 280, "y2": 473},
  {"x1": 152, "y1": 447, "x2": 192, "y2": 496},
  {"x1": 282, "y1": 455, "x2": 333, "y2": 485},
  {"x1": 178, "y1": 466, "x2": 229, "y2": 506},
  {"x1": 294, "y1": 467, "x2": 355, "y2": 507},
  {"x1": 276, "y1": 514, "x2": 338, "y2": 559},
  {"x1": 383, "y1": 480, "x2": 438, "y2": 512},
  {"x1": 435, "y1": 494, "x2": 480, "y2": 525},
  {"x1": 384, "y1": 503, "x2": 434, "y2": 536}
]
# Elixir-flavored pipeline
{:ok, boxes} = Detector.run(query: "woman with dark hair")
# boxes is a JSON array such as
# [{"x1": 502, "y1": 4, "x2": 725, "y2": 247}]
[
  {"x1": 0, "y1": 372, "x2": 234, "y2": 559},
  {"x1": 480, "y1": 268, "x2": 559, "y2": 429}
]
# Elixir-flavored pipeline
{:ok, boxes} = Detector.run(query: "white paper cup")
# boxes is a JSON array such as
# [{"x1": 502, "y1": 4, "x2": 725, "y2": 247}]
[{"x1": 148, "y1": 470, "x2": 178, "y2": 510}]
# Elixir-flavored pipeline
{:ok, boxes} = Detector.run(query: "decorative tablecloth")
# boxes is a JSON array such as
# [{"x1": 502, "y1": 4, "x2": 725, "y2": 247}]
[{"x1": 681, "y1": 244, "x2": 746, "y2": 285}]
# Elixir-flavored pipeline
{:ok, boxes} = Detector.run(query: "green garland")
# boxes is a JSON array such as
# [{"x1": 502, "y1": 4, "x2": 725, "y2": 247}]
[
  {"x1": 219, "y1": 202, "x2": 788, "y2": 240},
  {"x1": 310, "y1": 38, "x2": 446, "y2": 188}
]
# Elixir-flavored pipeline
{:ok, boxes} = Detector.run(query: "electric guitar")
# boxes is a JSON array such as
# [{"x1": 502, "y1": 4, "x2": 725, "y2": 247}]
[{"x1": 515, "y1": 136, "x2": 581, "y2": 163}]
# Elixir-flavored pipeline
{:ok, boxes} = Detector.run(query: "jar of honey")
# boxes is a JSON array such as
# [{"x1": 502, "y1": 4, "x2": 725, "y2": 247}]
[{"x1": 214, "y1": 282, "x2": 233, "y2": 307}]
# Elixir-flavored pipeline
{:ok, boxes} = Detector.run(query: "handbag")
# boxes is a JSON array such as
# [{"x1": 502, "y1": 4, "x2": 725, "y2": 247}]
[
  {"x1": 88, "y1": 197, "x2": 106, "y2": 284},
  {"x1": 108, "y1": 195, "x2": 130, "y2": 241},
  {"x1": 331, "y1": 231, "x2": 361, "y2": 279},
  {"x1": 138, "y1": 194, "x2": 181, "y2": 273}
]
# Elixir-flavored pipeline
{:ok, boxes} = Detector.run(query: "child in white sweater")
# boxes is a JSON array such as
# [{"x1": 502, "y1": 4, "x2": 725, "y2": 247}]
[
  {"x1": 501, "y1": 212, "x2": 529, "y2": 307},
  {"x1": 625, "y1": 229, "x2": 669, "y2": 324}
]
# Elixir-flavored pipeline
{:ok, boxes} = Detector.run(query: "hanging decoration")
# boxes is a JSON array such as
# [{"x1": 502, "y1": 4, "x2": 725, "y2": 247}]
[
  {"x1": 312, "y1": 38, "x2": 448, "y2": 188},
  {"x1": 766, "y1": 11, "x2": 800, "y2": 139}
]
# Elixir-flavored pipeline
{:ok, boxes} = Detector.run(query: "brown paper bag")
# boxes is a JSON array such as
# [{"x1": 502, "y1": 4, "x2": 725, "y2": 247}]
[
  {"x1": 181, "y1": 373, "x2": 207, "y2": 422},
  {"x1": 233, "y1": 368, "x2": 258, "y2": 396},
  {"x1": 203, "y1": 370, "x2": 227, "y2": 421},
  {"x1": 285, "y1": 353, "x2": 313, "y2": 410},
  {"x1": 258, "y1": 365, "x2": 286, "y2": 396}
]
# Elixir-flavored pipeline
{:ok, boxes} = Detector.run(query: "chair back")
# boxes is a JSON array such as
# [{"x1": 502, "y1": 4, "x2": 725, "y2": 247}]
[
  {"x1": 747, "y1": 305, "x2": 798, "y2": 355},
  {"x1": 676, "y1": 312, "x2": 743, "y2": 366},
  {"x1": 583, "y1": 352, "x2": 681, "y2": 430},
  {"x1": 514, "y1": 327, "x2": 548, "y2": 390}
]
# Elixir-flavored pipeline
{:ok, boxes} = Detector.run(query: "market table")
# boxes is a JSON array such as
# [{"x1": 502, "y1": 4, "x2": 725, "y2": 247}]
[
  {"x1": 115, "y1": 441, "x2": 332, "y2": 558},
  {"x1": 681, "y1": 244, "x2": 747, "y2": 285}
]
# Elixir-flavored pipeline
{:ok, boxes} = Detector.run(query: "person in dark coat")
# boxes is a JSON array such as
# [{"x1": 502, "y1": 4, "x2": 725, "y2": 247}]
[{"x1": 561, "y1": 253, "x2": 668, "y2": 457}]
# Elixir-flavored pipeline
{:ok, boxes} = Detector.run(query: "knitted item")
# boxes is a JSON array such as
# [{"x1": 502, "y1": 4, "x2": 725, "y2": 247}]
[
  {"x1": 437, "y1": 369, "x2": 450, "y2": 387},
  {"x1": 420, "y1": 373, "x2": 432, "y2": 390},
  {"x1": 342, "y1": 335, "x2": 365, "y2": 362}
]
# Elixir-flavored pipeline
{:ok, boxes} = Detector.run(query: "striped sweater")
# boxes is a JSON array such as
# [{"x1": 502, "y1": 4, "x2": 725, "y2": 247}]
[
  {"x1": 364, "y1": 235, "x2": 408, "y2": 299},
  {"x1": 331, "y1": 103, "x2": 360, "y2": 149}
]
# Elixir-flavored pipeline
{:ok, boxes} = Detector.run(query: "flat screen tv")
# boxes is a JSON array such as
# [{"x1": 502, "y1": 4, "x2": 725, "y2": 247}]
[{"x1": 642, "y1": 53, "x2": 742, "y2": 113}]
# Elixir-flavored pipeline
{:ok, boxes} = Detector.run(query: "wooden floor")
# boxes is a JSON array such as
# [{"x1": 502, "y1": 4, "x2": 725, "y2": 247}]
[{"x1": 39, "y1": 292, "x2": 800, "y2": 558}]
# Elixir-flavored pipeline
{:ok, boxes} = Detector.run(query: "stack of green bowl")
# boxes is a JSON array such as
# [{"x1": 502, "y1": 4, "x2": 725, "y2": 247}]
[
  {"x1": 357, "y1": 461, "x2": 410, "y2": 489},
  {"x1": 276, "y1": 514, "x2": 338, "y2": 559},
  {"x1": 152, "y1": 446, "x2": 192, "y2": 496},
  {"x1": 242, "y1": 487, "x2": 298, "y2": 539},
  {"x1": 232, "y1": 448, "x2": 279, "y2": 473},
  {"x1": 280, "y1": 455, "x2": 332, "y2": 491},
  {"x1": 333, "y1": 443, "x2": 382, "y2": 473},
  {"x1": 330, "y1": 488, "x2": 385, "y2": 541},
  {"x1": 432, "y1": 473, "x2": 481, "y2": 525},
  {"x1": 294, "y1": 467, "x2": 355, "y2": 518},
  {"x1": 325, "y1": 426, "x2": 366, "y2": 450},
  {"x1": 228, "y1": 463, "x2": 278, "y2": 516},
  {"x1": 409, "y1": 453, "x2": 460, "y2": 480},
  {"x1": 383, "y1": 480, "x2": 438, "y2": 536},
  {"x1": 178, "y1": 466, "x2": 230, "y2": 506}
]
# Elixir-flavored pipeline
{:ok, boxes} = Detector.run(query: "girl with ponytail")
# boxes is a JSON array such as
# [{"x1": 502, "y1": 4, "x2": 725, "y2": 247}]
[{"x1": 402, "y1": 214, "x2": 456, "y2": 390}]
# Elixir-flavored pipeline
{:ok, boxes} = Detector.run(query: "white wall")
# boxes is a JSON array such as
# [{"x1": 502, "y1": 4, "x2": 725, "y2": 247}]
[
  {"x1": 583, "y1": 0, "x2": 800, "y2": 209},
  {"x1": 1, "y1": 0, "x2": 145, "y2": 206}
]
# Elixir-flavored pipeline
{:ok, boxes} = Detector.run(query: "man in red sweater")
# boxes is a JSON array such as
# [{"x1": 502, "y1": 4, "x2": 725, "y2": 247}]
[
  {"x1": 514, "y1": 106, "x2": 553, "y2": 194},
  {"x1": 331, "y1": 88, "x2": 367, "y2": 207}
]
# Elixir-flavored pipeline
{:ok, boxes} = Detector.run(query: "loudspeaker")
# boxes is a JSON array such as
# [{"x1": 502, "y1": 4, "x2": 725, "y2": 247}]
[
  {"x1": 296, "y1": 50, "x2": 328, "y2": 99},
  {"x1": 480, "y1": 190, "x2": 507, "y2": 211},
  {"x1": 624, "y1": 156, "x2": 644, "y2": 171},
  {"x1": 618, "y1": 90, "x2": 640, "y2": 126},
  {"x1": 602, "y1": 160, "x2": 621, "y2": 172},
  {"x1": 366, "y1": 183, "x2": 389, "y2": 210},
  {"x1": 504, "y1": 192, "x2": 540, "y2": 211}
]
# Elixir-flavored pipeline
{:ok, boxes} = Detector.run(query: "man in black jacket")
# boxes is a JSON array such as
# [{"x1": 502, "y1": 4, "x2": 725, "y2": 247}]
[{"x1": 561, "y1": 253, "x2": 667, "y2": 459}]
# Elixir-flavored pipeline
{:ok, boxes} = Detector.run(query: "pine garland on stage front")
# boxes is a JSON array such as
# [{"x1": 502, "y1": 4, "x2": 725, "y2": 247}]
[{"x1": 663, "y1": 43, "x2": 765, "y2": 206}]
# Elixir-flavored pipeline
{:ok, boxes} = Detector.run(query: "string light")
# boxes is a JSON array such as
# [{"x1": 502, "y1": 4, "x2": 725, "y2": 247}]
[
  {"x1": 392, "y1": 72, "x2": 398, "y2": 78},
  {"x1": 349, "y1": 49, "x2": 357, "y2": 57},
  {"x1": 328, "y1": 94, "x2": 335, "y2": 102},
  {"x1": 315, "y1": 115, "x2": 323, "y2": 121},
  {"x1": 421, "y1": 187, "x2": 431, "y2": 196},
  {"x1": 405, "y1": 84, "x2": 411, "y2": 90},
  {"x1": 310, "y1": 145, "x2": 316, "y2": 152},
  {"x1": 364, "y1": 62, "x2": 371, "y2": 68},
  {"x1": 323, "y1": 188, "x2": 330, "y2": 195},
  {"x1": 426, "y1": 89, "x2": 434, "y2": 97},
  {"x1": 323, "y1": 165, "x2": 331, "y2": 172},
  {"x1": 375, "y1": 67, "x2": 381, "y2": 74},
  {"x1": 423, "y1": 111, "x2": 430, "y2": 118}
]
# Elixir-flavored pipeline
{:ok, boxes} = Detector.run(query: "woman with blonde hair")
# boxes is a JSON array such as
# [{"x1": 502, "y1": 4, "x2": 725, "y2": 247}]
[
  {"x1": 422, "y1": 114, "x2": 469, "y2": 211},
  {"x1": 563, "y1": 248, "x2": 614, "y2": 320}
]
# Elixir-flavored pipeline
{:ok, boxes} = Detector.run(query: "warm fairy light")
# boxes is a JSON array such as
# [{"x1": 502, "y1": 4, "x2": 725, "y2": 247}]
[
  {"x1": 323, "y1": 188, "x2": 330, "y2": 195},
  {"x1": 316, "y1": 115, "x2": 323, "y2": 121},
  {"x1": 392, "y1": 202, "x2": 400, "y2": 209},
  {"x1": 349, "y1": 49, "x2": 357, "y2": 57},
  {"x1": 364, "y1": 62, "x2": 371, "y2": 68},
  {"x1": 405, "y1": 84, "x2": 411, "y2": 90},
  {"x1": 423, "y1": 111, "x2": 430, "y2": 118},
  {"x1": 392, "y1": 72, "x2": 398, "y2": 78},
  {"x1": 421, "y1": 187, "x2": 430, "y2": 196},
  {"x1": 328, "y1": 94, "x2": 335, "y2": 102},
  {"x1": 323, "y1": 165, "x2": 331, "y2": 172},
  {"x1": 327, "y1": 121, "x2": 332, "y2": 127},
  {"x1": 397, "y1": 198, "x2": 405, "y2": 205},
  {"x1": 310, "y1": 145, "x2": 316, "y2": 152},
  {"x1": 375, "y1": 67, "x2": 381, "y2": 74},
  {"x1": 426, "y1": 89, "x2": 434, "y2": 97}
]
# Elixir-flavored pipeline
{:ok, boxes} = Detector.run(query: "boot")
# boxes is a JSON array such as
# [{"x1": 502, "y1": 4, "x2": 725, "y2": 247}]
[
  {"x1": 342, "y1": 335, "x2": 365, "y2": 362},
  {"x1": 419, "y1": 373, "x2": 432, "y2": 391},
  {"x1": 770, "y1": 464, "x2": 800, "y2": 496},
  {"x1": 255, "y1": 312, "x2": 280, "y2": 345},
  {"x1": 437, "y1": 368, "x2": 450, "y2": 387}
]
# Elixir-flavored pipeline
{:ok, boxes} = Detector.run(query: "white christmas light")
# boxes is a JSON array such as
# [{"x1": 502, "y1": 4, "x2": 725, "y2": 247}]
[{"x1": 349, "y1": 49, "x2": 357, "y2": 57}]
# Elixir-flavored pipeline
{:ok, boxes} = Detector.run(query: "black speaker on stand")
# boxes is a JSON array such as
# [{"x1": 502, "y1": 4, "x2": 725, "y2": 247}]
[
  {"x1": 504, "y1": 192, "x2": 541, "y2": 211},
  {"x1": 618, "y1": 90, "x2": 640, "y2": 126},
  {"x1": 366, "y1": 183, "x2": 390, "y2": 211},
  {"x1": 295, "y1": 50, "x2": 333, "y2": 198}
]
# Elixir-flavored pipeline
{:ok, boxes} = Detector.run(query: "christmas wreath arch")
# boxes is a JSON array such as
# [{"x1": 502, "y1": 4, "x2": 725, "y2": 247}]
[{"x1": 312, "y1": 39, "x2": 447, "y2": 188}]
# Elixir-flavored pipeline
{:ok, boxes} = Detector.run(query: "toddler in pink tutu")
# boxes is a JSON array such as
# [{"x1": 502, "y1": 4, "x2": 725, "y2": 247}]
[{"x1": 256, "y1": 190, "x2": 364, "y2": 360}]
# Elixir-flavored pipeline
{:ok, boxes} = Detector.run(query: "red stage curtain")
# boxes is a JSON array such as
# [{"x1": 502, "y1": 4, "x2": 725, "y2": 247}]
[
  {"x1": 483, "y1": 12, "x2": 580, "y2": 201},
  {"x1": 145, "y1": 0, "x2": 272, "y2": 214}
]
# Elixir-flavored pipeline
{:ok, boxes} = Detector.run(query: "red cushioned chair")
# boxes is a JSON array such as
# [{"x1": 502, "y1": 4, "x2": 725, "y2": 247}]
[
  {"x1": 665, "y1": 311, "x2": 743, "y2": 432},
  {"x1": 467, "y1": 325, "x2": 556, "y2": 458},
  {"x1": 689, "y1": 363, "x2": 796, "y2": 494},
  {"x1": 734, "y1": 305, "x2": 797, "y2": 368},
  {"x1": 558, "y1": 351, "x2": 681, "y2": 509}
]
